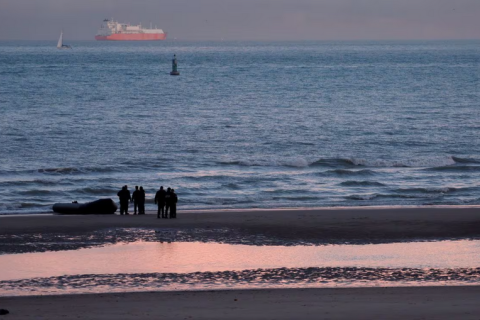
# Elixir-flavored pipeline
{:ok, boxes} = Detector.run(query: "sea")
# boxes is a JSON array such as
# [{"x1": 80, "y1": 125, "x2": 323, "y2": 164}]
[{"x1": 0, "y1": 40, "x2": 479, "y2": 215}]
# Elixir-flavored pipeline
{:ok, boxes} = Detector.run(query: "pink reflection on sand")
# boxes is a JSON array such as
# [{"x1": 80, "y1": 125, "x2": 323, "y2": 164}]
[{"x1": 1, "y1": 240, "x2": 480, "y2": 281}]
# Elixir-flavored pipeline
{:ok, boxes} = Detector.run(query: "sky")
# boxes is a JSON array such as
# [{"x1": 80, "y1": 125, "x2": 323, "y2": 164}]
[{"x1": 0, "y1": 0, "x2": 478, "y2": 41}]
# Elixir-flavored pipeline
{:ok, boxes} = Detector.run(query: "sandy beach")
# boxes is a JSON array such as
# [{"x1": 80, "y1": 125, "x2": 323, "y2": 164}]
[
  {"x1": 2, "y1": 206, "x2": 480, "y2": 319},
  {"x1": 1, "y1": 206, "x2": 480, "y2": 243},
  {"x1": 1, "y1": 286, "x2": 480, "y2": 319}
]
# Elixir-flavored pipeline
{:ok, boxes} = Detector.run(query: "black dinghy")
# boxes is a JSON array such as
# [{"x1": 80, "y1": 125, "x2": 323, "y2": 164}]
[{"x1": 53, "y1": 198, "x2": 118, "y2": 215}]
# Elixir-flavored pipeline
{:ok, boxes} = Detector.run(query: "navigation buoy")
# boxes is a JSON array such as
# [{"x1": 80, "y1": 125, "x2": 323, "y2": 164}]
[{"x1": 170, "y1": 54, "x2": 180, "y2": 76}]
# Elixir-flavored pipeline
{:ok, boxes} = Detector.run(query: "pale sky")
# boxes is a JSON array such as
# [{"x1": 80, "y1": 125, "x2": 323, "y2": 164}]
[{"x1": 0, "y1": 0, "x2": 478, "y2": 40}]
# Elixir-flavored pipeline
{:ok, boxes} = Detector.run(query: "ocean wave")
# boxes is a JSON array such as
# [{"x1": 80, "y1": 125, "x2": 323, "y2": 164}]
[
  {"x1": 0, "y1": 179, "x2": 60, "y2": 187},
  {"x1": 310, "y1": 158, "x2": 356, "y2": 167},
  {"x1": 218, "y1": 155, "x2": 459, "y2": 169},
  {"x1": 452, "y1": 156, "x2": 480, "y2": 164},
  {"x1": 37, "y1": 166, "x2": 120, "y2": 175},
  {"x1": 75, "y1": 187, "x2": 117, "y2": 195},
  {"x1": 272, "y1": 196, "x2": 320, "y2": 201},
  {"x1": 346, "y1": 194, "x2": 377, "y2": 201},
  {"x1": 325, "y1": 169, "x2": 377, "y2": 176},
  {"x1": 424, "y1": 165, "x2": 480, "y2": 172},
  {"x1": 19, "y1": 202, "x2": 52, "y2": 209},
  {"x1": 33, "y1": 179, "x2": 59, "y2": 185},
  {"x1": 38, "y1": 167, "x2": 81, "y2": 174},
  {"x1": 17, "y1": 189, "x2": 64, "y2": 196},
  {"x1": 347, "y1": 156, "x2": 456, "y2": 168},
  {"x1": 183, "y1": 175, "x2": 232, "y2": 181},
  {"x1": 219, "y1": 158, "x2": 310, "y2": 168},
  {"x1": 346, "y1": 192, "x2": 444, "y2": 201},
  {"x1": 219, "y1": 157, "x2": 355, "y2": 168},
  {"x1": 1, "y1": 202, "x2": 53, "y2": 210},
  {"x1": 375, "y1": 193, "x2": 441, "y2": 199},
  {"x1": 311, "y1": 156, "x2": 458, "y2": 168},
  {"x1": 0, "y1": 203, "x2": 22, "y2": 212},
  {"x1": 189, "y1": 197, "x2": 257, "y2": 206},
  {"x1": 223, "y1": 183, "x2": 241, "y2": 190},
  {"x1": 340, "y1": 181, "x2": 385, "y2": 186},
  {"x1": 395, "y1": 187, "x2": 457, "y2": 194}
]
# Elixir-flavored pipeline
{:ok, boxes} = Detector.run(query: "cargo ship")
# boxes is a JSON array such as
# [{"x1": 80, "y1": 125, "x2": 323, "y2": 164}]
[{"x1": 95, "y1": 19, "x2": 166, "y2": 41}]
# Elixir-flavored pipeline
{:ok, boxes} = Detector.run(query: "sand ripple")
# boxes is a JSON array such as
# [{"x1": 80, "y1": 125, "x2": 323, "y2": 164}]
[{"x1": 1, "y1": 267, "x2": 480, "y2": 296}]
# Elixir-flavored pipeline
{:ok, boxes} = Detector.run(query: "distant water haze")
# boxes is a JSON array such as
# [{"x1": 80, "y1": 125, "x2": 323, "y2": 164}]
[{"x1": 0, "y1": 0, "x2": 479, "y2": 40}]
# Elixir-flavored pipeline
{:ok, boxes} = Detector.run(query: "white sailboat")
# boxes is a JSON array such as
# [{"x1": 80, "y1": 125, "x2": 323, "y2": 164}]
[{"x1": 57, "y1": 30, "x2": 72, "y2": 49}]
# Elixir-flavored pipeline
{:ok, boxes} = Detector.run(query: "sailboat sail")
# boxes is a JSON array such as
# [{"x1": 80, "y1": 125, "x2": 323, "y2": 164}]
[
  {"x1": 57, "y1": 31, "x2": 63, "y2": 48},
  {"x1": 56, "y1": 30, "x2": 71, "y2": 49}
]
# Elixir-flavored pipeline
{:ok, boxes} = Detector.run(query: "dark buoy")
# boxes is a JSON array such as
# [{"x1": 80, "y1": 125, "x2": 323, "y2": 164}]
[{"x1": 170, "y1": 54, "x2": 180, "y2": 76}]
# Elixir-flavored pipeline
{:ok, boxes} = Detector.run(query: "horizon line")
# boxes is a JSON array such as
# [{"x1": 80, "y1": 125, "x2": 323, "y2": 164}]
[{"x1": 1, "y1": 38, "x2": 479, "y2": 42}]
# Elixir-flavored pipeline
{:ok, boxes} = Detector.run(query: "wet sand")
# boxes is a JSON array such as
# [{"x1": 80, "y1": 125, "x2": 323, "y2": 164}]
[
  {"x1": 1, "y1": 286, "x2": 480, "y2": 319},
  {"x1": 2, "y1": 207, "x2": 480, "y2": 318},
  {"x1": 1, "y1": 207, "x2": 480, "y2": 243}
]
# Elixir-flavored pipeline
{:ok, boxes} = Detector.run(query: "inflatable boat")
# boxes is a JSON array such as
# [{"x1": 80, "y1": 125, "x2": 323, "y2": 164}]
[{"x1": 53, "y1": 198, "x2": 118, "y2": 215}]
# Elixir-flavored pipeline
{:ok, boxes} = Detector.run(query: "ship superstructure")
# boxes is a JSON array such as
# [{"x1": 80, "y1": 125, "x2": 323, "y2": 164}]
[{"x1": 95, "y1": 19, "x2": 166, "y2": 41}]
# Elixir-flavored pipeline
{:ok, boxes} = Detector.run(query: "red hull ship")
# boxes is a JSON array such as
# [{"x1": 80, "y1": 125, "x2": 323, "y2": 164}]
[{"x1": 96, "y1": 19, "x2": 166, "y2": 41}]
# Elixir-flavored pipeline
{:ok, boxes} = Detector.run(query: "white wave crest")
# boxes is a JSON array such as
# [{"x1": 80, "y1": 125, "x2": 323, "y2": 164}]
[
  {"x1": 349, "y1": 156, "x2": 456, "y2": 168},
  {"x1": 223, "y1": 155, "x2": 457, "y2": 169},
  {"x1": 231, "y1": 157, "x2": 310, "y2": 168},
  {"x1": 347, "y1": 194, "x2": 377, "y2": 200}
]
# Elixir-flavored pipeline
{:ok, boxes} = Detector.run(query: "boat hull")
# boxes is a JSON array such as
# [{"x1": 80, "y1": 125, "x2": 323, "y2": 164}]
[
  {"x1": 53, "y1": 199, "x2": 118, "y2": 215},
  {"x1": 95, "y1": 33, "x2": 166, "y2": 41}
]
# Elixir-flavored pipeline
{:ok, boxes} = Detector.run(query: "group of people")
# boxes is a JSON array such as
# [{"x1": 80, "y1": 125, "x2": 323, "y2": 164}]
[
  {"x1": 154, "y1": 186, "x2": 178, "y2": 219},
  {"x1": 117, "y1": 185, "x2": 145, "y2": 215},
  {"x1": 117, "y1": 186, "x2": 178, "y2": 218}
]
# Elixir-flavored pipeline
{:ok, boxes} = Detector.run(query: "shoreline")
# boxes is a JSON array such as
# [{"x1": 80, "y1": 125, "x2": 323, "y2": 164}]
[
  {"x1": 2, "y1": 286, "x2": 480, "y2": 319},
  {"x1": 1, "y1": 206, "x2": 480, "y2": 253},
  {"x1": 3, "y1": 204, "x2": 480, "y2": 216}
]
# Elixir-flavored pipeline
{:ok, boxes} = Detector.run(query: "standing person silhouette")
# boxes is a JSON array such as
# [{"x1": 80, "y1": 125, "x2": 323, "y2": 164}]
[
  {"x1": 117, "y1": 185, "x2": 131, "y2": 215},
  {"x1": 132, "y1": 186, "x2": 140, "y2": 215},
  {"x1": 165, "y1": 187, "x2": 172, "y2": 218},
  {"x1": 154, "y1": 186, "x2": 166, "y2": 219},
  {"x1": 170, "y1": 189, "x2": 178, "y2": 218},
  {"x1": 138, "y1": 186, "x2": 146, "y2": 215}
]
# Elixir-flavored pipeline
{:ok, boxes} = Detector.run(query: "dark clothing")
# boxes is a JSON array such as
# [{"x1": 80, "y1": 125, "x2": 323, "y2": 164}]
[
  {"x1": 157, "y1": 203, "x2": 164, "y2": 218},
  {"x1": 157, "y1": 202, "x2": 165, "y2": 218},
  {"x1": 155, "y1": 189, "x2": 166, "y2": 218},
  {"x1": 117, "y1": 189, "x2": 131, "y2": 215},
  {"x1": 117, "y1": 189, "x2": 131, "y2": 202},
  {"x1": 170, "y1": 193, "x2": 178, "y2": 218},
  {"x1": 138, "y1": 189, "x2": 146, "y2": 214},
  {"x1": 119, "y1": 200, "x2": 129, "y2": 215},
  {"x1": 155, "y1": 189, "x2": 166, "y2": 203},
  {"x1": 164, "y1": 191, "x2": 172, "y2": 218},
  {"x1": 132, "y1": 190, "x2": 140, "y2": 214}
]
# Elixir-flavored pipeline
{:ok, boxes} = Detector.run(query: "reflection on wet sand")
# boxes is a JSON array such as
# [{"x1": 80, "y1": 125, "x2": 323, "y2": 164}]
[
  {"x1": 2, "y1": 240, "x2": 480, "y2": 281},
  {"x1": 1, "y1": 239, "x2": 480, "y2": 295}
]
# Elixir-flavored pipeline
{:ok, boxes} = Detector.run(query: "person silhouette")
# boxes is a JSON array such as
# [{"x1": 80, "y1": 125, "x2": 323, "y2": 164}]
[
  {"x1": 154, "y1": 186, "x2": 166, "y2": 219},
  {"x1": 139, "y1": 186, "x2": 146, "y2": 215},
  {"x1": 165, "y1": 187, "x2": 172, "y2": 218},
  {"x1": 170, "y1": 189, "x2": 178, "y2": 218},
  {"x1": 117, "y1": 185, "x2": 131, "y2": 215},
  {"x1": 132, "y1": 186, "x2": 140, "y2": 215}
]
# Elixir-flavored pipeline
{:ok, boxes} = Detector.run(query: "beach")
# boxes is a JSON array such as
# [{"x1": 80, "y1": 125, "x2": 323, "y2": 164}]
[
  {"x1": 2, "y1": 207, "x2": 480, "y2": 244},
  {"x1": 2, "y1": 286, "x2": 480, "y2": 319},
  {"x1": 1, "y1": 207, "x2": 480, "y2": 319}
]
